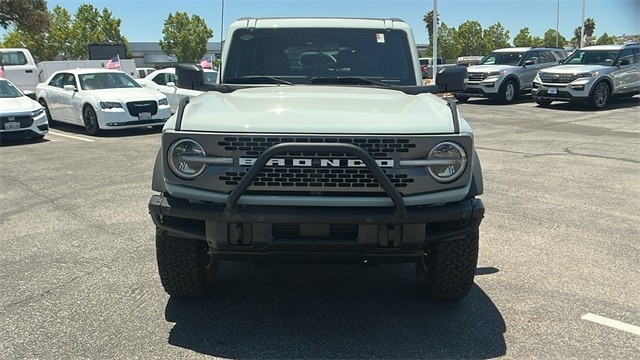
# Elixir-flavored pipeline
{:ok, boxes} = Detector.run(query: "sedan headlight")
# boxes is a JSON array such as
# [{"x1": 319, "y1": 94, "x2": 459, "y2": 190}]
[
  {"x1": 100, "y1": 101, "x2": 123, "y2": 109},
  {"x1": 31, "y1": 108, "x2": 45, "y2": 118},
  {"x1": 168, "y1": 139, "x2": 207, "y2": 179},
  {"x1": 427, "y1": 142, "x2": 467, "y2": 183},
  {"x1": 158, "y1": 98, "x2": 169, "y2": 106}
]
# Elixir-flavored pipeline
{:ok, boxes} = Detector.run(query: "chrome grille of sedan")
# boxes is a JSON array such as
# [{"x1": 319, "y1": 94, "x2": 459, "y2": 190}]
[{"x1": 0, "y1": 115, "x2": 33, "y2": 128}]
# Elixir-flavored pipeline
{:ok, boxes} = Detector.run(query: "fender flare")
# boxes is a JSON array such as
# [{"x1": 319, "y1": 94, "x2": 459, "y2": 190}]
[{"x1": 151, "y1": 148, "x2": 166, "y2": 192}]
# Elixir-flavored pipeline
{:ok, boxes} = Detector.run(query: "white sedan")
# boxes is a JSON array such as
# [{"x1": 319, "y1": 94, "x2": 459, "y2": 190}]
[
  {"x1": 36, "y1": 68, "x2": 171, "y2": 135},
  {"x1": 137, "y1": 67, "x2": 217, "y2": 113},
  {"x1": 0, "y1": 78, "x2": 49, "y2": 140}
]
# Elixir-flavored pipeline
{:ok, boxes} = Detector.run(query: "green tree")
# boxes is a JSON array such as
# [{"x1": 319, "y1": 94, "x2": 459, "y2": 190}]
[
  {"x1": 541, "y1": 29, "x2": 567, "y2": 47},
  {"x1": 483, "y1": 22, "x2": 510, "y2": 53},
  {"x1": 47, "y1": 6, "x2": 74, "y2": 60},
  {"x1": 0, "y1": 0, "x2": 50, "y2": 34},
  {"x1": 422, "y1": 10, "x2": 439, "y2": 46},
  {"x1": 596, "y1": 32, "x2": 615, "y2": 45},
  {"x1": 513, "y1": 27, "x2": 533, "y2": 47},
  {"x1": 456, "y1": 20, "x2": 484, "y2": 56},
  {"x1": 160, "y1": 12, "x2": 213, "y2": 63},
  {"x1": 1, "y1": 28, "x2": 54, "y2": 61},
  {"x1": 573, "y1": 26, "x2": 583, "y2": 47},
  {"x1": 437, "y1": 22, "x2": 461, "y2": 60}
]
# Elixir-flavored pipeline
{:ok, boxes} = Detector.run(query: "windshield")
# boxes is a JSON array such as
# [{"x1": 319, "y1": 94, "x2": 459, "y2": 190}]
[
  {"x1": 478, "y1": 51, "x2": 525, "y2": 66},
  {"x1": 0, "y1": 79, "x2": 23, "y2": 98},
  {"x1": 563, "y1": 50, "x2": 619, "y2": 65},
  {"x1": 223, "y1": 27, "x2": 415, "y2": 85},
  {"x1": 79, "y1": 72, "x2": 141, "y2": 90}
]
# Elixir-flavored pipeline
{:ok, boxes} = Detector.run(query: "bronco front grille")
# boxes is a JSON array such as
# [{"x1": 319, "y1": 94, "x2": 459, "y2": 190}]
[
  {"x1": 540, "y1": 73, "x2": 579, "y2": 84},
  {"x1": 220, "y1": 168, "x2": 414, "y2": 189},
  {"x1": 219, "y1": 136, "x2": 415, "y2": 157}
]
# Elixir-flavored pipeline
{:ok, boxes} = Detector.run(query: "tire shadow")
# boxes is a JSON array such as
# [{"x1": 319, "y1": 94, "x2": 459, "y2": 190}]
[{"x1": 164, "y1": 262, "x2": 506, "y2": 359}]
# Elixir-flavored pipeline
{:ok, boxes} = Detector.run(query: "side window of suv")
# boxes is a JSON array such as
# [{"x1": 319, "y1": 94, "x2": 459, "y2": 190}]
[
  {"x1": 538, "y1": 50, "x2": 555, "y2": 63},
  {"x1": 617, "y1": 49, "x2": 634, "y2": 65},
  {"x1": 523, "y1": 51, "x2": 538, "y2": 64},
  {"x1": 634, "y1": 49, "x2": 640, "y2": 64}
]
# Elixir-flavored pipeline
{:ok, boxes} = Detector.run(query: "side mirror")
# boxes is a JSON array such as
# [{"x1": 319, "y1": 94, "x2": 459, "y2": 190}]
[
  {"x1": 436, "y1": 65, "x2": 467, "y2": 92},
  {"x1": 175, "y1": 63, "x2": 204, "y2": 90},
  {"x1": 617, "y1": 59, "x2": 631, "y2": 66},
  {"x1": 63, "y1": 84, "x2": 76, "y2": 92},
  {"x1": 166, "y1": 82, "x2": 177, "y2": 88},
  {"x1": 524, "y1": 59, "x2": 535, "y2": 66}
]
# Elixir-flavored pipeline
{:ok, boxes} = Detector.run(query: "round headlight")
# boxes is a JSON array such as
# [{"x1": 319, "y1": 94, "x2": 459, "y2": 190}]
[
  {"x1": 168, "y1": 139, "x2": 207, "y2": 179},
  {"x1": 427, "y1": 142, "x2": 467, "y2": 182}
]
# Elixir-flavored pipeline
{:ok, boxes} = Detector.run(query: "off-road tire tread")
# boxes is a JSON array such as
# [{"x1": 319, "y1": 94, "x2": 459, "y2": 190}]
[
  {"x1": 155, "y1": 228, "x2": 218, "y2": 297},
  {"x1": 416, "y1": 231, "x2": 479, "y2": 300}
]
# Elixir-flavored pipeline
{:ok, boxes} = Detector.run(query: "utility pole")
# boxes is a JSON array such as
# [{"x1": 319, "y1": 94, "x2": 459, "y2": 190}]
[
  {"x1": 555, "y1": 0, "x2": 560, "y2": 47},
  {"x1": 580, "y1": 0, "x2": 586, "y2": 47}
]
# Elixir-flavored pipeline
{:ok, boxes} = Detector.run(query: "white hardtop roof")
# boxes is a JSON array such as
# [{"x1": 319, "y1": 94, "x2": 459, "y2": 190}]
[{"x1": 229, "y1": 17, "x2": 411, "y2": 31}]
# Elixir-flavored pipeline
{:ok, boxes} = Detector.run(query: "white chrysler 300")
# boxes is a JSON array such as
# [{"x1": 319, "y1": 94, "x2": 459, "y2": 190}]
[{"x1": 36, "y1": 68, "x2": 171, "y2": 135}]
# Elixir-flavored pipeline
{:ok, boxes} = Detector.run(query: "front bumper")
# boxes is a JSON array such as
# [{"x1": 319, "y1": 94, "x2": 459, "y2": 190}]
[
  {"x1": 97, "y1": 107, "x2": 171, "y2": 129},
  {"x1": 531, "y1": 81, "x2": 593, "y2": 102},
  {"x1": 456, "y1": 79, "x2": 502, "y2": 98},
  {"x1": 149, "y1": 194, "x2": 484, "y2": 261},
  {"x1": 0, "y1": 113, "x2": 48, "y2": 139}
]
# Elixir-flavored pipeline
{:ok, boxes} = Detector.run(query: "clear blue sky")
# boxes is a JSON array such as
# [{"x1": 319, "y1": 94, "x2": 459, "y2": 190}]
[{"x1": 17, "y1": 0, "x2": 640, "y2": 43}]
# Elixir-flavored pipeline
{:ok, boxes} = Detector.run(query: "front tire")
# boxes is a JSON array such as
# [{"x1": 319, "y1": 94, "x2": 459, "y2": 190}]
[
  {"x1": 83, "y1": 105, "x2": 101, "y2": 136},
  {"x1": 156, "y1": 229, "x2": 219, "y2": 297},
  {"x1": 455, "y1": 95, "x2": 469, "y2": 103},
  {"x1": 39, "y1": 99, "x2": 55, "y2": 127},
  {"x1": 498, "y1": 79, "x2": 517, "y2": 104},
  {"x1": 589, "y1": 82, "x2": 610, "y2": 109},
  {"x1": 415, "y1": 231, "x2": 479, "y2": 300}
]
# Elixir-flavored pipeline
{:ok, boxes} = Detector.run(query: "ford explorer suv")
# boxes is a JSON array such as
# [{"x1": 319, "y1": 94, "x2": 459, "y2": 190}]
[
  {"x1": 532, "y1": 42, "x2": 640, "y2": 109},
  {"x1": 456, "y1": 46, "x2": 566, "y2": 104}
]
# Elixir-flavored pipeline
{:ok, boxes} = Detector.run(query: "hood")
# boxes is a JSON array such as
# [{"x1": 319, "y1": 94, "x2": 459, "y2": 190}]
[
  {"x1": 86, "y1": 87, "x2": 166, "y2": 102},
  {"x1": 539, "y1": 64, "x2": 606, "y2": 74},
  {"x1": 171, "y1": 86, "x2": 463, "y2": 135},
  {"x1": 467, "y1": 64, "x2": 513, "y2": 74},
  {"x1": 0, "y1": 96, "x2": 41, "y2": 114}
]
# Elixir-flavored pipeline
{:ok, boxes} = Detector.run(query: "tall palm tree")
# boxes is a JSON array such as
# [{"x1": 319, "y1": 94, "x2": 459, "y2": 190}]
[
  {"x1": 583, "y1": 18, "x2": 596, "y2": 37},
  {"x1": 573, "y1": 26, "x2": 583, "y2": 47},
  {"x1": 422, "y1": 10, "x2": 439, "y2": 45}
]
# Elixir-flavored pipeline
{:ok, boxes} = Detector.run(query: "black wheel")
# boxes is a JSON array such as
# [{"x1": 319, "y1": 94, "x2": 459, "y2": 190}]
[
  {"x1": 38, "y1": 99, "x2": 55, "y2": 127},
  {"x1": 588, "y1": 82, "x2": 610, "y2": 109},
  {"x1": 156, "y1": 228, "x2": 219, "y2": 297},
  {"x1": 83, "y1": 105, "x2": 101, "y2": 135},
  {"x1": 415, "y1": 231, "x2": 479, "y2": 300},
  {"x1": 455, "y1": 95, "x2": 469, "y2": 103},
  {"x1": 536, "y1": 99, "x2": 552, "y2": 106},
  {"x1": 497, "y1": 79, "x2": 517, "y2": 104}
]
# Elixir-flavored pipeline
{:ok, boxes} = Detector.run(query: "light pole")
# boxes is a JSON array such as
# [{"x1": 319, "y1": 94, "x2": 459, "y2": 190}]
[
  {"x1": 556, "y1": 0, "x2": 560, "y2": 47},
  {"x1": 432, "y1": 0, "x2": 438, "y2": 83},
  {"x1": 580, "y1": 0, "x2": 586, "y2": 47}
]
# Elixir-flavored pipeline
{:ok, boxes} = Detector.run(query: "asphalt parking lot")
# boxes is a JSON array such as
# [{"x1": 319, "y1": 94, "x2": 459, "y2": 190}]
[{"x1": 1, "y1": 95, "x2": 639, "y2": 359}]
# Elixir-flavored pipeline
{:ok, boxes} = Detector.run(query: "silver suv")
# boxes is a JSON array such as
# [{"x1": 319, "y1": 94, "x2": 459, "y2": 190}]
[
  {"x1": 456, "y1": 47, "x2": 566, "y2": 104},
  {"x1": 532, "y1": 43, "x2": 640, "y2": 109}
]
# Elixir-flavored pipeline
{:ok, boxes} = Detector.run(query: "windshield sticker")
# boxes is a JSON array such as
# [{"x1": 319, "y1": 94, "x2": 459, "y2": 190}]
[{"x1": 376, "y1": 33, "x2": 385, "y2": 43}]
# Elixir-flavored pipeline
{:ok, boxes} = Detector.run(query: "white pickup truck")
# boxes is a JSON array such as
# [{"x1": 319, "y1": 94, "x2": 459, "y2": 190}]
[{"x1": 148, "y1": 17, "x2": 484, "y2": 301}]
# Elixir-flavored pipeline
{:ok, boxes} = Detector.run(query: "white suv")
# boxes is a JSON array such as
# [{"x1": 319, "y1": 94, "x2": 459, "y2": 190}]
[
  {"x1": 456, "y1": 47, "x2": 566, "y2": 104},
  {"x1": 532, "y1": 43, "x2": 640, "y2": 109}
]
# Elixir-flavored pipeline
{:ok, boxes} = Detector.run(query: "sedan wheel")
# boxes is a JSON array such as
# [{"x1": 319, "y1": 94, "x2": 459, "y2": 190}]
[
  {"x1": 38, "y1": 99, "x2": 55, "y2": 127},
  {"x1": 83, "y1": 105, "x2": 101, "y2": 136}
]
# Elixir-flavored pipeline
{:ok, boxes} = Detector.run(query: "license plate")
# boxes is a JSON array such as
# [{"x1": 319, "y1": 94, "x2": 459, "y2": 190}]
[
  {"x1": 548, "y1": 87, "x2": 558, "y2": 95},
  {"x1": 138, "y1": 112, "x2": 151, "y2": 120},
  {"x1": 4, "y1": 121, "x2": 20, "y2": 130}
]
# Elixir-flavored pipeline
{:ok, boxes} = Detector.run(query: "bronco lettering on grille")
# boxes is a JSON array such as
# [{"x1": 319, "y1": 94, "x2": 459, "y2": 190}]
[{"x1": 238, "y1": 158, "x2": 394, "y2": 168}]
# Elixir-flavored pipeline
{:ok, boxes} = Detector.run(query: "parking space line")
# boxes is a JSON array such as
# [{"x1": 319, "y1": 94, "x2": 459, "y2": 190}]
[
  {"x1": 582, "y1": 313, "x2": 640, "y2": 336},
  {"x1": 47, "y1": 130, "x2": 95, "y2": 142}
]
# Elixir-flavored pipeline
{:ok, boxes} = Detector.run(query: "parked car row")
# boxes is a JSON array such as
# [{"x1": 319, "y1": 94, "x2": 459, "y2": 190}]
[{"x1": 455, "y1": 42, "x2": 640, "y2": 109}]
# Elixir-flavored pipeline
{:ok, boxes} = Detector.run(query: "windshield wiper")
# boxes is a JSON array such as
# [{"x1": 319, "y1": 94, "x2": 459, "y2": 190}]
[
  {"x1": 310, "y1": 77, "x2": 390, "y2": 87},
  {"x1": 225, "y1": 76, "x2": 294, "y2": 85}
]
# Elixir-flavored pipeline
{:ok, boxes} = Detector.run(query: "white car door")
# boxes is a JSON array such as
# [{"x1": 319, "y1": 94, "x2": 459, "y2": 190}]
[{"x1": 59, "y1": 73, "x2": 83, "y2": 125}]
